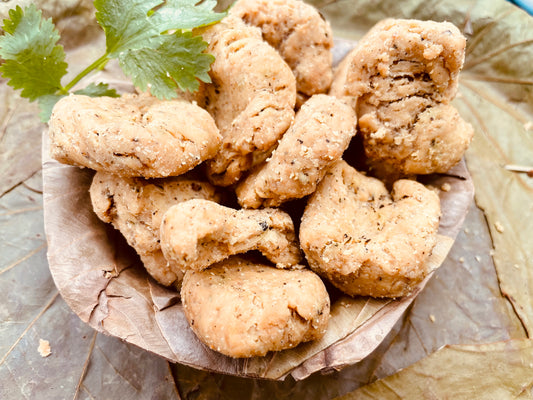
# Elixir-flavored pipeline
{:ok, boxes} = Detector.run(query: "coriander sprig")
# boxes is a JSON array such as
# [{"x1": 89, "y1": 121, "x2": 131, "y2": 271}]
[{"x1": 0, "y1": 1, "x2": 225, "y2": 122}]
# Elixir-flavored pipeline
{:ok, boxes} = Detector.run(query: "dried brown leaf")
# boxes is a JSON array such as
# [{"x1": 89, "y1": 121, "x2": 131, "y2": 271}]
[
  {"x1": 0, "y1": 84, "x2": 44, "y2": 197},
  {"x1": 455, "y1": 4, "x2": 533, "y2": 335},
  {"x1": 336, "y1": 339, "x2": 533, "y2": 399},
  {"x1": 0, "y1": 171, "x2": 181, "y2": 399},
  {"x1": 6, "y1": 0, "x2": 529, "y2": 396}
]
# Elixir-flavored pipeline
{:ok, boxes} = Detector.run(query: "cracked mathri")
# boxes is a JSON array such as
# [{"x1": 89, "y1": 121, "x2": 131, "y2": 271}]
[
  {"x1": 330, "y1": 19, "x2": 473, "y2": 179},
  {"x1": 195, "y1": 16, "x2": 297, "y2": 186},
  {"x1": 300, "y1": 160, "x2": 441, "y2": 298},
  {"x1": 229, "y1": 0, "x2": 334, "y2": 100},
  {"x1": 90, "y1": 172, "x2": 220, "y2": 287},
  {"x1": 236, "y1": 94, "x2": 356, "y2": 208},
  {"x1": 160, "y1": 199, "x2": 302, "y2": 272}
]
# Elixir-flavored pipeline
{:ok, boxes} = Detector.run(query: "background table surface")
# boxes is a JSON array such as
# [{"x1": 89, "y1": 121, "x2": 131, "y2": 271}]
[{"x1": 1, "y1": 0, "x2": 532, "y2": 399}]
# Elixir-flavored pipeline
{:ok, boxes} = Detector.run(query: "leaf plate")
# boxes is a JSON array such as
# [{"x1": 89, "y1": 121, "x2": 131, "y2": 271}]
[{"x1": 41, "y1": 36, "x2": 474, "y2": 380}]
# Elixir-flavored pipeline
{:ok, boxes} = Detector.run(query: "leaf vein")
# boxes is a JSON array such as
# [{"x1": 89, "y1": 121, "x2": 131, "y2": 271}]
[
  {"x1": 458, "y1": 84, "x2": 533, "y2": 195},
  {"x1": 0, "y1": 205, "x2": 44, "y2": 217},
  {"x1": 461, "y1": 74, "x2": 533, "y2": 86},
  {"x1": 96, "y1": 342, "x2": 142, "y2": 392},
  {"x1": 464, "y1": 38, "x2": 533, "y2": 70},
  {"x1": 73, "y1": 331, "x2": 98, "y2": 400},
  {"x1": 465, "y1": 8, "x2": 516, "y2": 57},
  {"x1": 0, "y1": 242, "x2": 46, "y2": 275}
]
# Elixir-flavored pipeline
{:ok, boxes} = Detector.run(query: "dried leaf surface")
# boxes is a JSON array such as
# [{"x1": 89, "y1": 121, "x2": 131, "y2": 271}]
[
  {"x1": 454, "y1": 0, "x2": 533, "y2": 337},
  {"x1": 0, "y1": 169, "x2": 179, "y2": 399},
  {"x1": 0, "y1": 83, "x2": 44, "y2": 197},
  {"x1": 335, "y1": 339, "x2": 533, "y2": 400},
  {"x1": 4, "y1": 0, "x2": 532, "y2": 397}
]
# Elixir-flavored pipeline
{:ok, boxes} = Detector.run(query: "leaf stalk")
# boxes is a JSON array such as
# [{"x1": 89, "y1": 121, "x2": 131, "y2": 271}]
[{"x1": 62, "y1": 54, "x2": 110, "y2": 93}]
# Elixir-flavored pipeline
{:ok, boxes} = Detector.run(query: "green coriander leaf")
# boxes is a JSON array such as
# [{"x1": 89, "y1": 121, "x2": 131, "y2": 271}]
[
  {"x1": 95, "y1": 0, "x2": 224, "y2": 56},
  {"x1": 119, "y1": 31, "x2": 213, "y2": 97},
  {"x1": 153, "y1": 0, "x2": 225, "y2": 31},
  {"x1": 95, "y1": 0, "x2": 224, "y2": 95},
  {"x1": 74, "y1": 82, "x2": 120, "y2": 98},
  {"x1": 0, "y1": 4, "x2": 67, "y2": 101},
  {"x1": 2, "y1": 5, "x2": 26, "y2": 35},
  {"x1": 37, "y1": 84, "x2": 119, "y2": 122},
  {"x1": 2, "y1": 0, "x2": 225, "y2": 123},
  {"x1": 94, "y1": 0, "x2": 163, "y2": 55},
  {"x1": 38, "y1": 94, "x2": 66, "y2": 122}
]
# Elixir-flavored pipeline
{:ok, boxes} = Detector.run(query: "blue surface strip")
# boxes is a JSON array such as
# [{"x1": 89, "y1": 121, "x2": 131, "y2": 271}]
[{"x1": 509, "y1": 0, "x2": 533, "y2": 14}]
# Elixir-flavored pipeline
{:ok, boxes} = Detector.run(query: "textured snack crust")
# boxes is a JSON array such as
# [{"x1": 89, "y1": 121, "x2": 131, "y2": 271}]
[
  {"x1": 237, "y1": 94, "x2": 356, "y2": 208},
  {"x1": 197, "y1": 16, "x2": 296, "y2": 186},
  {"x1": 330, "y1": 19, "x2": 466, "y2": 102},
  {"x1": 49, "y1": 93, "x2": 221, "y2": 178},
  {"x1": 358, "y1": 100, "x2": 474, "y2": 176},
  {"x1": 90, "y1": 172, "x2": 220, "y2": 287},
  {"x1": 300, "y1": 160, "x2": 441, "y2": 298},
  {"x1": 330, "y1": 19, "x2": 472, "y2": 176},
  {"x1": 181, "y1": 257, "x2": 330, "y2": 358},
  {"x1": 160, "y1": 199, "x2": 302, "y2": 272},
  {"x1": 230, "y1": 0, "x2": 333, "y2": 97}
]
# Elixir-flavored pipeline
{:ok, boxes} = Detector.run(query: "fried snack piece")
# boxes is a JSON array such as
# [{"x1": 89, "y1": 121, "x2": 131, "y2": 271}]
[
  {"x1": 230, "y1": 0, "x2": 333, "y2": 97},
  {"x1": 90, "y1": 172, "x2": 220, "y2": 287},
  {"x1": 237, "y1": 94, "x2": 356, "y2": 208},
  {"x1": 300, "y1": 160, "x2": 441, "y2": 298},
  {"x1": 358, "y1": 100, "x2": 474, "y2": 177},
  {"x1": 330, "y1": 19, "x2": 473, "y2": 176},
  {"x1": 49, "y1": 93, "x2": 221, "y2": 178},
  {"x1": 181, "y1": 257, "x2": 330, "y2": 358},
  {"x1": 197, "y1": 16, "x2": 296, "y2": 186},
  {"x1": 160, "y1": 199, "x2": 301, "y2": 271}
]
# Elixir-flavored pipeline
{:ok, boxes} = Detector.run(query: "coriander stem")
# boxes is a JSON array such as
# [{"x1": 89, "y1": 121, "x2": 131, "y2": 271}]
[{"x1": 63, "y1": 53, "x2": 110, "y2": 93}]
